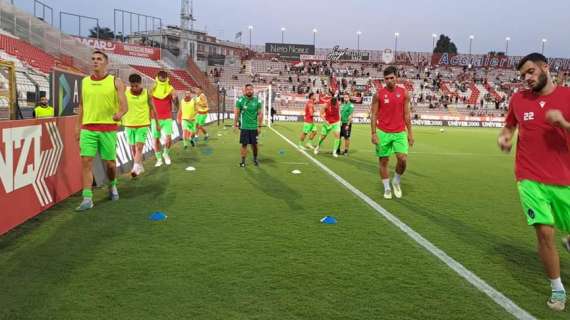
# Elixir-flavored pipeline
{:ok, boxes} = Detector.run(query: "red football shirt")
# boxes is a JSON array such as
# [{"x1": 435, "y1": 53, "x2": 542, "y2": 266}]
[
  {"x1": 505, "y1": 86, "x2": 570, "y2": 185},
  {"x1": 376, "y1": 86, "x2": 407, "y2": 133},
  {"x1": 323, "y1": 100, "x2": 340, "y2": 124},
  {"x1": 152, "y1": 95, "x2": 173, "y2": 120},
  {"x1": 304, "y1": 101, "x2": 315, "y2": 123}
]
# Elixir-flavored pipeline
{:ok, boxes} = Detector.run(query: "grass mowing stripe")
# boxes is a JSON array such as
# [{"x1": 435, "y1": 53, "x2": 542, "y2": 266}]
[{"x1": 269, "y1": 126, "x2": 536, "y2": 320}]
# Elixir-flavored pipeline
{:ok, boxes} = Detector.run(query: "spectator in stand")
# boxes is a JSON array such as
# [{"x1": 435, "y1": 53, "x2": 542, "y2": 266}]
[{"x1": 34, "y1": 96, "x2": 54, "y2": 118}]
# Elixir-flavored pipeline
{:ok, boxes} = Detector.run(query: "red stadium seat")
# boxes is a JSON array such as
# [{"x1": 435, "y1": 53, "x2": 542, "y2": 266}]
[
  {"x1": 173, "y1": 70, "x2": 198, "y2": 87},
  {"x1": 0, "y1": 34, "x2": 73, "y2": 73},
  {"x1": 130, "y1": 65, "x2": 189, "y2": 91},
  {"x1": 468, "y1": 83, "x2": 480, "y2": 104}
]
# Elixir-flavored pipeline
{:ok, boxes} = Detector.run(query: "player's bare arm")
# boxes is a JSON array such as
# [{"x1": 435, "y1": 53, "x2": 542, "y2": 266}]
[
  {"x1": 404, "y1": 89, "x2": 414, "y2": 147},
  {"x1": 546, "y1": 109, "x2": 570, "y2": 131},
  {"x1": 171, "y1": 89, "x2": 179, "y2": 111},
  {"x1": 114, "y1": 78, "x2": 128, "y2": 121},
  {"x1": 257, "y1": 106, "x2": 263, "y2": 134},
  {"x1": 370, "y1": 93, "x2": 379, "y2": 145},
  {"x1": 76, "y1": 95, "x2": 83, "y2": 141},
  {"x1": 148, "y1": 90, "x2": 160, "y2": 129},
  {"x1": 497, "y1": 124, "x2": 516, "y2": 153},
  {"x1": 234, "y1": 107, "x2": 241, "y2": 129},
  {"x1": 320, "y1": 104, "x2": 327, "y2": 124}
]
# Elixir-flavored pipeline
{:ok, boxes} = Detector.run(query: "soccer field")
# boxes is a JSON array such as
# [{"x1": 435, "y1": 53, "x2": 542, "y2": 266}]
[{"x1": 1, "y1": 122, "x2": 568, "y2": 319}]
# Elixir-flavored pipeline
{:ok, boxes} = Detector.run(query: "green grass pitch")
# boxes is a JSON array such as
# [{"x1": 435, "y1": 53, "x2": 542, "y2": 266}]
[{"x1": 1, "y1": 122, "x2": 568, "y2": 319}]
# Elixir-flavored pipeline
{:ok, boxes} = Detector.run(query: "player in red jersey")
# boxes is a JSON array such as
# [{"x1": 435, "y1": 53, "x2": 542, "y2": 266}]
[
  {"x1": 314, "y1": 90, "x2": 341, "y2": 157},
  {"x1": 370, "y1": 66, "x2": 414, "y2": 199},
  {"x1": 498, "y1": 53, "x2": 570, "y2": 311},
  {"x1": 298, "y1": 93, "x2": 318, "y2": 150}
]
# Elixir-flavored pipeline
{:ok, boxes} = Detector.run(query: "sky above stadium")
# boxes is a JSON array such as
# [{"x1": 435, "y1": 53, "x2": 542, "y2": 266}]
[{"x1": 19, "y1": 0, "x2": 570, "y2": 57}]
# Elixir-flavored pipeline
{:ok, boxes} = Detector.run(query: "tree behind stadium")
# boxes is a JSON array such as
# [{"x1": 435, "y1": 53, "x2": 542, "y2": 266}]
[{"x1": 434, "y1": 35, "x2": 458, "y2": 54}]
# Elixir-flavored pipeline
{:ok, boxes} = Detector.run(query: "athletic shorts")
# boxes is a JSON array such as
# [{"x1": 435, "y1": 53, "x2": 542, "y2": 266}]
[
  {"x1": 240, "y1": 129, "x2": 258, "y2": 145},
  {"x1": 303, "y1": 122, "x2": 317, "y2": 134},
  {"x1": 80, "y1": 129, "x2": 117, "y2": 161},
  {"x1": 196, "y1": 114, "x2": 208, "y2": 126},
  {"x1": 340, "y1": 123, "x2": 352, "y2": 139},
  {"x1": 125, "y1": 127, "x2": 149, "y2": 145},
  {"x1": 151, "y1": 119, "x2": 173, "y2": 139},
  {"x1": 182, "y1": 119, "x2": 197, "y2": 133},
  {"x1": 375, "y1": 130, "x2": 408, "y2": 157},
  {"x1": 321, "y1": 122, "x2": 341, "y2": 136},
  {"x1": 517, "y1": 180, "x2": 570, "y2": 232}
]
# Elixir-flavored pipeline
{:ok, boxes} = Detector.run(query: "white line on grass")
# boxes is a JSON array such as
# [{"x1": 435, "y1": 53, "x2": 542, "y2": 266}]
[
  {"x1": 411, "y1": 151, "x2": 508, "y2": 157},
  {"x1": 359, "y1": 150, "x2": 508, "y2": 157},
  {"x1": 269, "y1": 126, "x2": 535, "y2": 320}
]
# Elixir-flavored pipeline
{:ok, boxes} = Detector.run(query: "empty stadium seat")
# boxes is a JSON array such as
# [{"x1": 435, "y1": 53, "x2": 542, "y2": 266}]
[
  {"x1": 0, "y1": 34, "x2": 72, "y2": 73},
  {"x1": 130, "y1": 65, "x2": 188, "y2": 91}
]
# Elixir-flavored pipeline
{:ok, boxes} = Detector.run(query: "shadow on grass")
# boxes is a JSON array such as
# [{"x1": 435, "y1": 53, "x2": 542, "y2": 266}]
[
  {"x1": 245, "y1": 166, "x2": 304, "y2": 211},
  {"x1": 395, "y1": 197, "x2": 552, "y2": 297}
]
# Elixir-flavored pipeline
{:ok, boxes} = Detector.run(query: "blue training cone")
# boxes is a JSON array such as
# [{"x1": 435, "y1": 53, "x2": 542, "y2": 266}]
[
  {"x1": 278, "y1": 149, "x2": 286, "y2": 156},
  {"x1": 149, "y1": 212, "x2": 168, "y2": 222},
  {"x1": 320, "y1": 216, "x2": 337, "y2": 225}
]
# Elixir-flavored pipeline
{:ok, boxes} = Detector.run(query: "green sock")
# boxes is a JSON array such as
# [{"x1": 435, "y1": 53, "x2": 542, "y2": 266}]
[
  {"x1": 155, "y1": 152, "x2": 162, "y2": 160},
  {"x1": 163, "y1": 148, "x2": 170, "y2": 156},
  {"x1": 334, "y1": 139, "x2": 341, "y2": 151},
  {"x1": 82, "y1": 189, "x2": 93, "y2": 199},
  {"x1": 183, "y1": 139, "x2": 189, "y2": 147},
  {"x1": 318, "y1": 138, "x2": 325, "y2": 146},
  {"x1": 110, "y1": 179, "x2": 118, "y2": 187}
]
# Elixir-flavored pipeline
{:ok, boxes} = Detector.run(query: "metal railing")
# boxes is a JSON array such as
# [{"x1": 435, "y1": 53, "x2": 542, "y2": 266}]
[{"x1": 0, "y1": 1, "x2": 92, "y2": 73}]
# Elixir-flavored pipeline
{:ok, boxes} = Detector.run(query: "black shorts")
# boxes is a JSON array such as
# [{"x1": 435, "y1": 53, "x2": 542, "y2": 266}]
[
  {"x1": 240, "y1": 129, "x2": 258, "y2": 145},
  {"x1": 340, "y1": 123, "x2": 352, "y2": 139}
]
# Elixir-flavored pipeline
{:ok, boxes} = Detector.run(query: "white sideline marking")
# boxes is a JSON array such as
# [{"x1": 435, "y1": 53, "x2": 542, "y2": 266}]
[
  {"x1": 411, "y1": 151, "x2": 507, "y2": 157},
  {"x1": 360, "y1": 150, "x2": 508, "y2": 157},
  {"x1": 270, "y1": 127, "x2": 535, "y2": 320}
]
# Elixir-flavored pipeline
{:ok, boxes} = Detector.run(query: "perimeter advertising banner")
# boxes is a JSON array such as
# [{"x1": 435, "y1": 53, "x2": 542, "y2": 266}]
[
  {"x1": 265, "y1": 43, "x2": 315, "y2": 59},
  {"x1": 432, "y1": 53, "x2": 570, "y2": 71},
  {"x1": 0, "y1": 116, "x2": 82, "y2": 235},
  {"x1": 73, "y1": 36, "x2": 161, "y2": 60},
  {"x1": 273, "y1": 112, "x2": 506, "y2": 127},
  {"x1": 52, "y1": 69, "x2": 84, "y2": 116},
  {"x1": 327, "y1": 46, "x2": 370, "y2": 61}
]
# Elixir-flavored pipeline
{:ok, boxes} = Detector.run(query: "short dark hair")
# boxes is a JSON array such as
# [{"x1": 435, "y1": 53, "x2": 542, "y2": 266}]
[
  {"x1": 517, "y1": 53, "x2": 548, "y2": 70},
  {"x1": 92, "y1": 50, "x2": 108, "y2": 60},
  {"x1": 128, "y1": 73, "x2": 142, "y2": 83},
  {"x1": 157, "y1": 70, "x2": 168, "y2": 78},
  {"x1": 383, "y1": 66, "x2": 398, "y2": 77},
  {"x1": 245, "y1": 84, "x2": 253, "y2": 88},
  {"x1": 308, "y1": 92, "x2": 314, "y2": 99}
]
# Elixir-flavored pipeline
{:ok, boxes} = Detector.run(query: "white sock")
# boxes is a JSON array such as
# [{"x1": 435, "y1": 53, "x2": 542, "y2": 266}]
[
  {"x1": 551, "y1": 278, "x2": 565, "y2": 292},
  {"x1": 393, "y1": 173, "x2": 401, "y2": 184},
  {"x1": 382, "y1": 179, "x2": 391, "y2": 191},
  {"x1": 110, "y1": 186, "x2": 118, "y2": 194}
]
